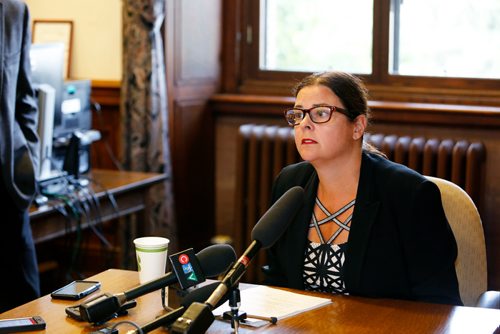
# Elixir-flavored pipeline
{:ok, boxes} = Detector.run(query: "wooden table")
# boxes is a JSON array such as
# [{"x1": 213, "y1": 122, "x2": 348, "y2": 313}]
[
  {"x1": 29, "y1": 169, "x2": 166, "y2": 244},
  {"x1": 1, "y1": 269, "x2": 499, "y2": 333}
]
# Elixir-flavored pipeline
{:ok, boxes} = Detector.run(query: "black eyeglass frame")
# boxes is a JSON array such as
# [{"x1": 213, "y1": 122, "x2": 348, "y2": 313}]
[{"x1": 284, "y1": 105, "x2": 353, "y2": 126}]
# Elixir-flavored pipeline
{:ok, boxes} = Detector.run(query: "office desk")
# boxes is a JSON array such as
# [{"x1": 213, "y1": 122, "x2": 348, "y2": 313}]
[
  {"x1": 29, "y1": 169, "x2": 166, "y2": 244},
  {"x1": 1, "y1": 269, "x2": 499, "y2": 333}
]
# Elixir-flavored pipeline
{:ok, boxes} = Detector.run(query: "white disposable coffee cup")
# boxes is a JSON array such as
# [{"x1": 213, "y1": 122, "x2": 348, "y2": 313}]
[{"x1": 133, "y1": 236, "x2": 170, "y2": 284}]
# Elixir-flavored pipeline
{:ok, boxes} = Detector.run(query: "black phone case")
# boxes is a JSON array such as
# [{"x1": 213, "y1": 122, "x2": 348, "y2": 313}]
[{"x1": 51, "y1": 280, "x2": 101, "y2": 300}]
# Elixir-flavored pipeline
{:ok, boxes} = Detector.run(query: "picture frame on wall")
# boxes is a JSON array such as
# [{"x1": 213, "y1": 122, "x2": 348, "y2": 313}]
[{"x1": 32, "y1": 20, "x2": 73, "y2": 79}]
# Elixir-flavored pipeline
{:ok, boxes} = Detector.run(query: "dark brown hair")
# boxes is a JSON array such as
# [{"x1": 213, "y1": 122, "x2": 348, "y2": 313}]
[
  {"x1": 292, "y1": 71, "x2": 371, "y2": 122},
  {"x1": 293, "y1": 71, "x2": 385, "y2": 157}
]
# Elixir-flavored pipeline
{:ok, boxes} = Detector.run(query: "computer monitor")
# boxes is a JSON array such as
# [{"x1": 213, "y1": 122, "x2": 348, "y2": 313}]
[
  {"x1": 30, "y1": 43, "x2": 97, "y2": 180},
  {"x1": 35, "y1": 84, "x2": 56, "y2": 181},
  {"x1": 29, "y1": 43, "x2": 65, "y2": 138}
]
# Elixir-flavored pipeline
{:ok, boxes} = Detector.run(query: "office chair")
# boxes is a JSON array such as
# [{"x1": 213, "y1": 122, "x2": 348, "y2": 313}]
[{"x1": 426, "y1": 176, "x2": 499, "y2": 308}]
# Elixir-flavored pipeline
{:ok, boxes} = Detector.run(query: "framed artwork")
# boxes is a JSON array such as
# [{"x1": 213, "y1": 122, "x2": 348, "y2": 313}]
[{"x1": 32, "y1": 20, "x2": 73, "y2": 79}]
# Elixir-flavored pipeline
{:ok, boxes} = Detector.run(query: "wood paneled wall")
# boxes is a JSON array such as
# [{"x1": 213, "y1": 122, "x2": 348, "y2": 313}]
[
  {"x1": 164, "y1": 0, "x2": 222, "y2": 251},
  {"x1": 90, "y1": 81, "x2": 121, "y2": 170}
]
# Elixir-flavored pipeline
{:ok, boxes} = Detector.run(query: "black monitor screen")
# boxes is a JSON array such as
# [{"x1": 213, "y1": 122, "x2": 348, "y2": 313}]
[{"x1": 30, "y1": 43, "x2": 64, "y2": 136}]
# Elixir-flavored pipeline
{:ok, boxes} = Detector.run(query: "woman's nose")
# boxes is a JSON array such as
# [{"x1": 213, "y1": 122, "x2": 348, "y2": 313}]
[{"x1": 297, "y1": 112, "x2": 313, "y2": 129}]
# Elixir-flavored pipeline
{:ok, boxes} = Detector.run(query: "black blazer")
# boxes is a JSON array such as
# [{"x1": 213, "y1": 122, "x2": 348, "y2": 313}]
[
  {"x1": 264, "y1": 152, "x2": 463, "y2": 305},
  {"x1": 0, "y1": 0, "x2": 39, "y2": 210}
]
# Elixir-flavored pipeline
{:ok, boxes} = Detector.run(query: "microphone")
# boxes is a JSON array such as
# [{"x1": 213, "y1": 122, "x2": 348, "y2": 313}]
[
  {"x1": 79, "y1": 244, "x2": 236, "y2": 324},
  {"x1": 171, "y1": 186, "x2": 304, "y2": 334},
  {"x1": 133, "y1": 282, "x2": 231, "y2": 333}
]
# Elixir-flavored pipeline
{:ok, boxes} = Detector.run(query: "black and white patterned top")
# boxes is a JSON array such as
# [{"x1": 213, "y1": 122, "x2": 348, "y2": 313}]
[{"x1": 303, "y1": 197, "x2": 355, "y2": 294}]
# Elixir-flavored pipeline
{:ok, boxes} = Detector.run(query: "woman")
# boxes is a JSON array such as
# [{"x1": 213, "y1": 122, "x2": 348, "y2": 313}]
[{"x1": 263, "y1": 71, "x2": 462, "y2": 305}]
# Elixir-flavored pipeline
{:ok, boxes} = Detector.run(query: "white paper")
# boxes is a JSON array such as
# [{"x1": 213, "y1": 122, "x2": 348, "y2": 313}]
[{"x1": 213, "y1": 285, "x2": 332, "y2": 327}]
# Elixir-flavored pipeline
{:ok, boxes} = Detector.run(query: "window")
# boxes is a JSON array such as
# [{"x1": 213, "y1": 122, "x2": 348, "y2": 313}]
[
  {"x1": 261, "y1": 0, "x2": 373, "y2": 74},
  {"x1": 389, "y1": 0, "x2": 500, "y2": 79},
  {"x1": 233, "y1": 0, "x2": 500, "y2": 97}
]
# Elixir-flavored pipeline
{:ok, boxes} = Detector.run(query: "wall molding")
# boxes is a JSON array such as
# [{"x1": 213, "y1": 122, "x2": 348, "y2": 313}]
[
  {"x1": 211, "y1": 93, "x2": 500, "y2": 128},
  {"x1": 91, "y1": 80, "x2": 121, "y2": 106}
]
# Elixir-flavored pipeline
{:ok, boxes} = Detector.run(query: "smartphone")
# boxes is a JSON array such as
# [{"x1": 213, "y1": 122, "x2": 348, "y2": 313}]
[
  {"x1": 51, "y1": 280, "x2": 101, "y2": 300},
  {"x1": 0, "y1": 316, "x2": 46, "y2": 333}
]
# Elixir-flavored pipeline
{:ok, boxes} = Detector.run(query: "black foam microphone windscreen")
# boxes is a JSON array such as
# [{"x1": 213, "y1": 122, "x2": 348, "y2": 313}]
[
  {"x1": 180, "y1": 282, "x2": 231, "y2": 310},
  {"x1": 196, "y1": 244, "x2": 237, "y2": 278}
]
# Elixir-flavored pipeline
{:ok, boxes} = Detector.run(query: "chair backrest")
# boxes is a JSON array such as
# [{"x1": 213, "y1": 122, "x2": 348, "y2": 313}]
[{"x1": 425, "y1": 176, "x2": 487, "y2": 306}]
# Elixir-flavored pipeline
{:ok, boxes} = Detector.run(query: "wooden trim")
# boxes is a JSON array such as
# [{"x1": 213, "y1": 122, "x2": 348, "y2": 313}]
[
  {"x1": 221, "y1": 0, "x2": 241, "y2": 92},
  {"x1": 91, "y1": 80, "x2": 121, "y2": 88},
  {"x1": 369, "y1": 101, "x2": 500, "y2": 127},
  {"x1": 91, "y1": 80, "x2": 120, "y2": 106},
  {"x1": 227, "y1": 77, "x2": 500, "y2": 106},
  {"x1": 372, "y1": 0, "x2": 390, "y2": 82},
  {"x1": 210, "y1": 93, "x2": 500, "y2": 128},
  {"x1": 367, "y1": 84, "x2": 500, "y2": 106}
]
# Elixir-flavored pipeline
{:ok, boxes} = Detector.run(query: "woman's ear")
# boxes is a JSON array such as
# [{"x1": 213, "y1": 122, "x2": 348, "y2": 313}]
[{"x1": 353, "y1": 115, "x2": 367, "y2": 140}]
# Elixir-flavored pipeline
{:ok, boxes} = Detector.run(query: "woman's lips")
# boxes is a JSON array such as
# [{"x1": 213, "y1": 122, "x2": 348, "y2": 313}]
[{"x1": 302, "y1": 138, "x2": 317, "y2": 144}]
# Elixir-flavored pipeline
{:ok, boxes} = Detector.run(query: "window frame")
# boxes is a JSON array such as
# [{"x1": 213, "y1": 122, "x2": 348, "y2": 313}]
[{"x1": 223, "y1": 0, "x2": 500, "y2": 103}]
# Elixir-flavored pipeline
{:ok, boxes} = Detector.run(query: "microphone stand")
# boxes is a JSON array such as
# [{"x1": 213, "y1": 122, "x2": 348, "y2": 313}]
[
  {"x1": 225, "y1": 285, "x2": 242, "y2": 333},
  {"x1": 221, "y1": 284, "x2": 278, "y2": 332}
]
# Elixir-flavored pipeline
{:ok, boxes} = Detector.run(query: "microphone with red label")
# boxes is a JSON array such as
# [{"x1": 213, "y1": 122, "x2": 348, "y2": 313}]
[
  {"x1": 170, "y1": 186, "x2": 305, "y2": 334},
  {"x1": 78, "y1": 244, "x2": 236, "y2": 324}
]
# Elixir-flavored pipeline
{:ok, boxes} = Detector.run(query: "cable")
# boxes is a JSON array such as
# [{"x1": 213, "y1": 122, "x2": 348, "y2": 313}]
[
  {"x1": 110, "y1": 320, "x2": 143, "y2": 334},
  {"x1": 39, "y1": 177, "x2": 80, "y2": 271},
  {"x1": 86, "y1": 176, "x2": 120, "y2": 221},
  {"x1": 69, "y1": 177, "x2": 117, "y2": 278},
  {"x1": 36, "y1": 161, "x2": 120, "y2": 280},
  {"x1": 91, "y1": 100, "x2": 125, "y2": 171},
  {"x1": 73, "y1": 187, "x2": 92, "y2": 278},
  {"x1": 86, "y1": 186, "x2": 104, "y2": 225},
  {"x1": 76, "y1": 185, "x2": 112, "y2": 249},
  {"x1": 83, "y1": 184, "x2": 115, "y2": 268},
  {"x1": 59, "y1": 184, "x2": 85, "y2": 279}
]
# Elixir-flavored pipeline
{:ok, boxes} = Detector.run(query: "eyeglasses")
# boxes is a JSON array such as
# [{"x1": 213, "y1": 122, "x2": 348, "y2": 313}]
[{"x1": 284, "y1": 105, "x2": 350, "y2": 126}]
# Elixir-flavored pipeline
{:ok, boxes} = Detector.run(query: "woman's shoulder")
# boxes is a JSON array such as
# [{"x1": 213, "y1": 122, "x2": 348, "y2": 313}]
[
  {"x1": 363, "y1": 152, "x2": 443, "y2": 213},
  {"x1": 364, "y1": 152, "x2": 430, "y2": 192},
  {"x1": 366, "y1": 152, "x2": 424, "y2": 179}
]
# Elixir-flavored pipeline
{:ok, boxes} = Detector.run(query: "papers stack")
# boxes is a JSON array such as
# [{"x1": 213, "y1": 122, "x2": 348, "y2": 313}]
[{"x1": 213, "y1": 285, "x2": 332, "y2": 327}]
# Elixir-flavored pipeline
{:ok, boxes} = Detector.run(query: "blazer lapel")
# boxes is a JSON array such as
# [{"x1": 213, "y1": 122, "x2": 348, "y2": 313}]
[
  {"x1": 286, "y1": 171, "x2": 318, "y2": 288},
  {"x1": 344, "y1": 153, "x2": 380, "y2": 291}
]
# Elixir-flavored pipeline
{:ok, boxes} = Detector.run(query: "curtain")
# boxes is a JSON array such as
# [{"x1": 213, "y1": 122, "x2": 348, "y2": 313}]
[{"x1": 121, "y1": 0, "x2": 177, "y2": 251}]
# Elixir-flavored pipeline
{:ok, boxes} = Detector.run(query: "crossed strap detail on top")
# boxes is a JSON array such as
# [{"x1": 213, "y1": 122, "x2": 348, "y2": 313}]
[{"x1": 309, "y1": 197, "x2": 356, "y2": 244}]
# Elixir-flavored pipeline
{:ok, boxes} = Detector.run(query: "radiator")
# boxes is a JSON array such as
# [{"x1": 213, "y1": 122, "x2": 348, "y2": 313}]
[{"x1": 234, "y1": 124, "x2": 485, "y2": 283}]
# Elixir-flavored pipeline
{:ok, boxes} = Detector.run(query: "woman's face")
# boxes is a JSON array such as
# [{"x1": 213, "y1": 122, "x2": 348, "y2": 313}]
[{"x1": 293, "y1": 85, "x2": 361, "y2": 165}]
